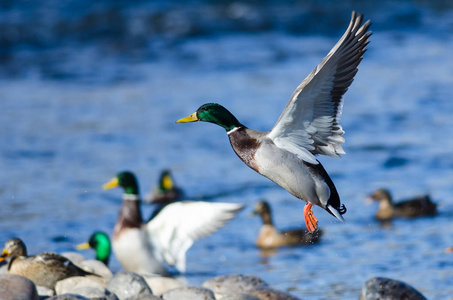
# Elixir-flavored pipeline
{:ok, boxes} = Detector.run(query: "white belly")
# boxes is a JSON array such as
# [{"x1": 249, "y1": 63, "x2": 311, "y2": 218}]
[
  {"x1": 113, "y1": 227, "x2": 168, "y2": 275},
  {"x1": 254, "y1": 145, "x2": 330, "y2": 208}
]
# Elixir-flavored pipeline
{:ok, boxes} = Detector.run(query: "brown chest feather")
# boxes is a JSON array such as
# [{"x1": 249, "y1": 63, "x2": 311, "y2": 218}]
[{"x1": 228, "y1": 128, "x2": 261, "y2": 171}]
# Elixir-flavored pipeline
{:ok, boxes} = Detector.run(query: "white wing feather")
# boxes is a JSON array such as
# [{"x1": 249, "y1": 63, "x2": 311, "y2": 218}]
[
  {"x1": 145, "y1": 201, "x2": 244, "y2": 272},
  {"x1": 268, "y1": 12, "x2": 371, "y2": 164}
]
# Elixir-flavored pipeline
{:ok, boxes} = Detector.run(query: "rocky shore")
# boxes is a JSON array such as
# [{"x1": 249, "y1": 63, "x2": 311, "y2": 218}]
[{"x1": 0, "y1": 251, "x2": 428, "y2": 300}]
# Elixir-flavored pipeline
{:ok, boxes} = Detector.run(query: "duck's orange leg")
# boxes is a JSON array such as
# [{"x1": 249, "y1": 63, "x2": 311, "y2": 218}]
[{"x1": 303, "y1": 203, "x2": 318, "y2": 233}]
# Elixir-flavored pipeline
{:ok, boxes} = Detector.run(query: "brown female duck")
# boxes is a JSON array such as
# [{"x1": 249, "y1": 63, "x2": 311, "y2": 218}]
[
  {"x1": 0, "y1": 238, "x2": 94, "y2": 290},
  {"x1": 369, "y1": 189, "x2": 437, "y2": 222},
  {"x1": 252, "y1": 200, "x2": 322, "y2": 249}
]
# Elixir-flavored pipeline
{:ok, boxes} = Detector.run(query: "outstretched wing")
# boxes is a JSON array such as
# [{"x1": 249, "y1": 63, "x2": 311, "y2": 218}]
[
  {"x1": 146, "y1": 201, "x2": 244, "y2": 272},
  {"x1": 268, "y1": 12, "x2": 371, "y2": 164}
]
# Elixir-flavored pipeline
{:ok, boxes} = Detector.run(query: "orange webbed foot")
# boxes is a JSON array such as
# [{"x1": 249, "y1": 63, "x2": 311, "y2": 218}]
[{"x1": 303, "y1": 203, "x2": 318, "y2": 233}]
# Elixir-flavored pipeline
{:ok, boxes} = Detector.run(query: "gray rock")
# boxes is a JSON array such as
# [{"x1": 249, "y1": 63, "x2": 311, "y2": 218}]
[
  {"x1": 79, "y1": 260, "x2": 113, "y2": 280},
  {"x1": 61, "y1": 252, "x2": 87, "y2": 265},
  {"x1": 215, "y1": 293, "x2": 260, "y2": 300},
  {"x1": 248, "y1": 286, "x2": 300, "y2": 300},
  {"x1": 360, "y1": 277, "x2": 427, "y2": 300},
  {"x1": 203, "y1": 274, "x2": 268, "y2": 295},
  {"x1": 107, "y1": 271, "x2": 153, "y2": 300},
  {"x1": 36, "y1": 285, "x2": 55, "y2": 298},
  {"x1": 124, "y1": 295, "x2": 162, "y2": 300},
  {"x1": 0, "y1": 274, "x2": 39, "y2": 300},
  {"x1": 162, "y1": 286, "x2": 215, "y2": 300},
  {"x1": 55, "y1": 276, "x2": 107, "y2": 295},
  {"x1": 0, "y1": 259, "x2": 9, "y2": 274},
  {"x1": 47, "y1": 294, "x2": 89, "y2": 300},
  {"x1": 70, "y1": 286, "x2": 118, "y2": 300},
  {"x1": 143, "y1": 276, "x2": 183, "y2": 297}
]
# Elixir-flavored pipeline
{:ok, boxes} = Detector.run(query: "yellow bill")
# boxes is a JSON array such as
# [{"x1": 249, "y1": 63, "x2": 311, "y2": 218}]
[
  {"x1": 76, "y1": 242, "x2": 91, "y2": 250},
  {"x1": 176, "y1": 112, "x2": 198, "y2": 123},
  {"x1": 103, "y1": 177, "x2": 119, "y2": 190},
  {"x1": 0, "y1": 249, "x2": 10, "y2": 262}
]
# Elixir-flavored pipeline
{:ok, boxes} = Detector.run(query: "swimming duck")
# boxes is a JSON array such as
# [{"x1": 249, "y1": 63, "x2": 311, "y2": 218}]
[
  {"x1": 369, "y1": 188, "x2": 437, "y2": 222},
  {"x1": 103, "y1": 171, "x2": 245, "y2": 275},
  {"x1": 252, "y1": 200, "x2": 322, "y2": 249},
  {"x1": 76, "y1": 232, "x2": 111, "y2": 266},
  {"x1": 177, "y1": 12, "x2": 371, "y2": 232},
  {"x1": 144, "y1": 169, "x2": 183, "y2": 205},
  {"x1": 0, "y1": 238, "x2": 94, "y2": 290}
]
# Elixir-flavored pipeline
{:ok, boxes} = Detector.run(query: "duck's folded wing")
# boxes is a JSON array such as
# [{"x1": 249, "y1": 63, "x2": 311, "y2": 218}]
[
  {"x1": 146, "y1": 201, "x2": 244, "y2": 272},
  {"x1": 268, "y1": 12, "x2": 371, "y2": 164}
]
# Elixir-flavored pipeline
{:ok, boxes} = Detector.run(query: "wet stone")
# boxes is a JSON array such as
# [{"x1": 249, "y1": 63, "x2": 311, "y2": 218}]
[
  {"x1": 55, "y1": 276, "x2": 106, "y2": 295},
  {"x1": 162, "y1": 286, "x2": 215, "y2": 300},
  {"x1": 360, "y1": 277, "x2": 427, "y2": 300},
  {"x1": 70, "y1": 286, "x2": 118, "y2": 300},
  {"x1": 107, "y1": 271, "x2": 153, "y2": 300},
  {"x1": 36, "y1": 285, "x2": 55, "y2": 298},
  {"x1": 124, "y1": 294, "x2": 162, "y2": 300},
  {"x1": 0, "y1": 274, "x2": 39, "y2": 300},
  {"x1": 143, "y1": 276, "x2": 183, "y2": 297},
  {"x1": 203, "y1": 274, "x2": 268, "y2": 294},
  {"x1": 79, "y1": 260, "x2": 113, "y2": 280},
  {"x1": 248, "y1": 286, "x2": 301, "y2": 300},
  {"x1": 47, "y1": 294, "x2": 89, "y2": 300}
]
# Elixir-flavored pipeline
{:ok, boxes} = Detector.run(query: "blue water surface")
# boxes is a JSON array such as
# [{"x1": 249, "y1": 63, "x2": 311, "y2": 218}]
[{"x1": 1, "y1": 1, "x2": 453, "y2": 299}]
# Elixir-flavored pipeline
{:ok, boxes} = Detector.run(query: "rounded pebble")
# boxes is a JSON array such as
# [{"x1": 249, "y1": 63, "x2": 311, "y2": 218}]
[
  {"x1": 61, "y1": 252, "x2": 87, "y2": 265},
  {"x1": 203, "y1": 274, "x2": 268, "y2": 294},
  {"x1": 162, "y1": 286, "x2": 215, "y2": 300},
  {"x1": 124, "y1": 295, "x2": 162, "y2": 300},
  {"x1": 70, "y1": 286, "x2": 118, "y2": 300},
  {"x1": 0, "y1": 260, "x2": 9, "y2": 274},
  {"x1": 79, "y1": 260, "x2": 113, "y2": 280},
  {"x1": 107, "y1": 271, "x2": 153, "y2": 300},
  {"x1": 249, "y1": 286, "x2": 300, "y2": 300},
  {"x1": 360, "y1": 277, "x2": 427, "y2": 300},
  {"x1": 144, "y1": 276, "x2": 183, "y2": 297},
  {"x1": 55, "y1": 276, "x2": 106, "y2": 295},
  {"x1": 0, "y1": 274, "x2": 39, "y2": 300},
  {"x1": 36, "y1": 285, "x2": 55, "y2": 298},
  {"x1": 47, "y1": 294, "x2": 89, "y2": 299},
  {"x1": 215, "y1": 293, "x2": 260, "y2": 300}
]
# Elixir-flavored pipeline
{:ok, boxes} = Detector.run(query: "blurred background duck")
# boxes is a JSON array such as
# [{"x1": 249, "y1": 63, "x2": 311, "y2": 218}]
[
  {"x1": 369, "y1": 189, "x2": 437, "y2": 222},
  {"x1": 76, "y1": 232, "x2": 111, "y2": 266},
  {"x1": 0, "y1": 238, "x2": 95, "y2": 290},
  {"x1": 252, "y1": 200, "x2": 322, "y2": 249},
  {"x1": 103, "y1": 171, "x2": 245, "y2": 275},
  {"x1": 144, "y1": 169, "x2": 183, "y2": 205}
]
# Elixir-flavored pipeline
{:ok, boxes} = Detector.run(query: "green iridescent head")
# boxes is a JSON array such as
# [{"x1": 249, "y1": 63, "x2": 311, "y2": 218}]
[
  {"x1": 176, "y1": 103, "x2": 242, "y2": 131},
  {"x1": 77, "y1": 232, "x2": 111, "y2": 265},
  {"x1": 103, "y1": 171, "x2": 139, "y2": 195}
]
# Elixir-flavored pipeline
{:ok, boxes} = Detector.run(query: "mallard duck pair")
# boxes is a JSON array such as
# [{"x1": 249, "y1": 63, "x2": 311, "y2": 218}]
[
  {"x1": 252, "y1": 200, "x2": 322, "y2": 249},
  {"x1": 177, "y1": 12, "x2": 371, "y2": 232},
  {"x1": 0, "y1": 238, "x2": 94, "y2": 290},
  {"x1": 369, "y1": 189, "x2": 437, "y2": 222},
  {"x1": 103, "y1": 171, "x2": 244, "y2": 275}
]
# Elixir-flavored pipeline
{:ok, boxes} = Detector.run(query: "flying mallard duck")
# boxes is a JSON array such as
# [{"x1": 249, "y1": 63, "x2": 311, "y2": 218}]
[
  {"x1": 144, "y1": 169, "x2": 183, "y2": 205},
  {"x1": 103, "y1": 171, "x2": 245, "y2": 275},
  {"x1": 177, "y1": 12, "x2": 371, "y2": 232},
  {"x1": 369, "y1": 188, "x2": 437, "y2": 222},
  {"x1": 252, "y1": 200, "x2": 322, "y2": 249},
  {"x1": 76, "y1": 232, "x2": 111, "y2": 266},
  {"x1": 0, "y1": 238, "x2": 94, "y2": 290}
]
